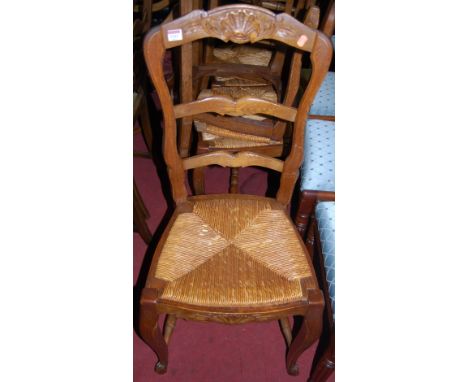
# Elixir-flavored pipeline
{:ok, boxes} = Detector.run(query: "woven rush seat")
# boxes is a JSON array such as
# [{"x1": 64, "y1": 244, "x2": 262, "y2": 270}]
[{"x1": 155, "y1": 196, "x2": 314, "y2": 307}]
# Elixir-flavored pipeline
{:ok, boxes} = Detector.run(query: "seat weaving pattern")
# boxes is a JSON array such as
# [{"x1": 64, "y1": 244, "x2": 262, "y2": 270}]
[
  {"x1": 315, "y1": 202, "x2": 335, "y2": 318},
  {"x1": 301, "y1": 119, "x2": 335, "y2": 192},
  {"x1": 309, "y1": 71, "x2": 335, "y2": 116},
  {"x1": 156, "y1": 197, "x2": 313, "y2": 307}
]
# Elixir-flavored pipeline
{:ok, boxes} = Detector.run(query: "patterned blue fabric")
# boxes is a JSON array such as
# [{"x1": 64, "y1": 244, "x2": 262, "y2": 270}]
[
  {"x1": 309, "y1": 71, "x2": 335, "y2": 116},
  {"x1": 315, "y1": 202, "x2": 335, "y2": 318},
  {"x1": 300, "y1": 119, "x2": 335, "y2": 192}
]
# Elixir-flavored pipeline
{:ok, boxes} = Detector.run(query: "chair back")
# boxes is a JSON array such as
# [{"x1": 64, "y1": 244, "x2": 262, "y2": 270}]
[{"x1": 144, "y1": 4, "x2": 333, "y2": 205}]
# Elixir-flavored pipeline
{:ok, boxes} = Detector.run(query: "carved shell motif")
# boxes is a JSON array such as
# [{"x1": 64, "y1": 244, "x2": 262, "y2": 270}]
[{"x1": 202, "y1": 9, "x2": 276, "y2": 44}]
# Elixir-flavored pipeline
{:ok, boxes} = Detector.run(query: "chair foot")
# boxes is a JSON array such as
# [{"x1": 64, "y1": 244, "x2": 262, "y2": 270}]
[{"x1": 155, "y1": 361, "x2": 167, "y2": 374}]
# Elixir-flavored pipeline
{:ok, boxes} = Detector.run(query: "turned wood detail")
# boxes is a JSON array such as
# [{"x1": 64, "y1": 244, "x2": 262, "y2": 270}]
[
  {"x1": 229, "y1": 167, "x2": 239, "y2": 193},
  {"x1": 294, "y1": 190, "x2": 335, "y2": 238}
]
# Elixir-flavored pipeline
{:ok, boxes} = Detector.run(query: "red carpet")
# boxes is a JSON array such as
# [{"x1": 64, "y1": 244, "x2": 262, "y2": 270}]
[{"x1": 133, "y1": 131, "x2": 334, "y2": 381}]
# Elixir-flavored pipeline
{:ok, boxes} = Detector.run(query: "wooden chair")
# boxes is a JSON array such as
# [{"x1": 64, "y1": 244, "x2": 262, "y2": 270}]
[
  {"x1": 191, "y1": 4, "x2": 320, "y2": 194},
  {"x1": 306, "y1": 201, "x2": 335, "y2": 382},
  {"x1": 295, "y1": 0, "x2": 335, "y2": 237},
  {"x1": 139, "y1": 4, "x2": 333, "y2": 376}
]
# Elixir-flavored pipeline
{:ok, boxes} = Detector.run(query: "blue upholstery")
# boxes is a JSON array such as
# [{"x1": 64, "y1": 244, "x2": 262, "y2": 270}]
[
  {"x1": 309, "y1": 71, "x2": 334, "y2": 116},
  {"x1": 315, "y1": 201, "x2": 335, "y2": 318},
  {"x1": 300, "y1": 119, "x2": 335, "y2": 192}
]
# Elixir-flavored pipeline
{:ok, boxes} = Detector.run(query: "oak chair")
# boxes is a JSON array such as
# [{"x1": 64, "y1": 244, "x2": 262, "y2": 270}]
[
  {"x1": 140, "y1": 4, "x2": 333, "y2": 376},
  {"x1": 306, "y1": 201, "x2": 335, "y2": 382}
]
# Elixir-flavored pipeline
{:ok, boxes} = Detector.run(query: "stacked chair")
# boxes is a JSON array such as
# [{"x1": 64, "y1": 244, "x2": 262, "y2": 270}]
[{"x1": 139, "y1": 3, "x2": 334, "y2": 377}]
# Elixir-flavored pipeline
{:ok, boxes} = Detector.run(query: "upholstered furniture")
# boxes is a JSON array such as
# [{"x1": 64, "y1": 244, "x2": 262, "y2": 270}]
[
  {"x1": 295, "y1": 118, "x2": 335, "y2": 236},
  {"x1": 139, "y1": 4, "x2": 333, "y2": 376},
  {"x1": 294, "y1": 0, "x2": 335, "y2": 237},
  {"x1": 307, "y1": 201, "x2": 335, "y2": 381},
  {"x1": 309, "y1": 71, "x2": 335, "y2": 117}
]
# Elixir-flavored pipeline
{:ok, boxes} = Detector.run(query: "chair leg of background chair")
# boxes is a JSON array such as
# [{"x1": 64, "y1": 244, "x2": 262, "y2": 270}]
[
  {"x1": 286, "y1": 304, "x2": 323, "y2": 376},
  {"x1": 295, "y1": 191, "x2": 317, "y2": 238},
  {"x1": 140, "y1": 289, "x2": 168, "y2": 374},
  {"x1": 279, "y1": 317, "x2": 293, "y2": 346},
  {"x1": 308, "y1": 330, "x2": 335, "y2": 382},
  {"x1": 229, "y1": 167, "x2": 239, "y2": 193},
  {"x1": 163, "y1": 314, "x2": 177, "y2": 344},
  {"x1": 193, "y1": 167, "x2": 205, "y2": 195}
]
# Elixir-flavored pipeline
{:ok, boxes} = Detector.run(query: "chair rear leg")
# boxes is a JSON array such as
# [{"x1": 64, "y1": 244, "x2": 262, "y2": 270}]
[
  {"x1": 229, "y1": 167, "x2": 239, "y2": 193},
  {"x1": 308, "y1": 331, "x2": 335, "y2": 382},
  {"x1": 193, "y1": 167, "x2": 205, "y2": 195}
]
